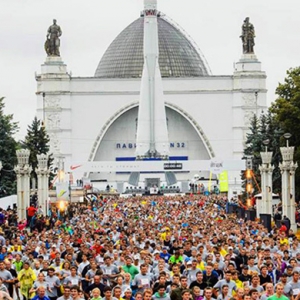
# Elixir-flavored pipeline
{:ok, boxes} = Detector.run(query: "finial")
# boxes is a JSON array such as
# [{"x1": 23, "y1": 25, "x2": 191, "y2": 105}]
[{"x1": 144, "y1": 0, "x2": 157, "y2": 10}]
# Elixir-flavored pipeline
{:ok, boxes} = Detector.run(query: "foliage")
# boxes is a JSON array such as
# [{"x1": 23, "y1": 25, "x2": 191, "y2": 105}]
[
  {"x1": 270, "y1": 67, "x2": 300, "y2": 198},
  {"x1": 22, "y1": 117, "x2": 53, "y2": 186},
  {"x1": 242, "y1": 112, "x2": 282, "y2": 198},
  {"x1": 0, "y1": 97, "x2": 18, "y2": 196}
]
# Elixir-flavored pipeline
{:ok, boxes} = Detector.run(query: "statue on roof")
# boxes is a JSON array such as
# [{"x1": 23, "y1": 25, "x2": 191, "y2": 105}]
[
  {"x1": 45, "y1": 19, "x2": 62, "y2": 56},
  {"x1": 240, "y1": 17, "x2": 255, "y2": 54}
]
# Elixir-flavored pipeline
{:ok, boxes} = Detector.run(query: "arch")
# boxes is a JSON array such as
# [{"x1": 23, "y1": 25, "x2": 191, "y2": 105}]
[{"x1": 88, "y1": 102, "x2": 215, "y2": 163}]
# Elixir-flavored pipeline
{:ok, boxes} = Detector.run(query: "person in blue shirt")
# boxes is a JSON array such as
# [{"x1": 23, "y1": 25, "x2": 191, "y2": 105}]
[
  {"x1": 160, "y1": 247, "x2": 171, "y2": 263},
  {"x1": 31, "y1": 286, "x2": 50, "y2": 300}
]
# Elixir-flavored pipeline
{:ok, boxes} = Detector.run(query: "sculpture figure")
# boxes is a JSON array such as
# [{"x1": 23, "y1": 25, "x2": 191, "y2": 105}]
[
  {"x1": 240, "y1": 17, "x2": 255, "y2": 54},
  {"x1": 45, "y1": 19, "x2": 62, "y2": 56}
]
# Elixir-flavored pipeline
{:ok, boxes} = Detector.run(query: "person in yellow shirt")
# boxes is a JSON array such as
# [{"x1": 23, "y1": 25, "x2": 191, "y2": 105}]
[
  {"x1": 232, "y1": 271, "x2": 243, "y2": 296},
  {"x1": 195, "y1": 253, "x2": 206, "y2": 271},
  {"x1": 17, "y1": 262, "x2": 37, "y2": 300}
]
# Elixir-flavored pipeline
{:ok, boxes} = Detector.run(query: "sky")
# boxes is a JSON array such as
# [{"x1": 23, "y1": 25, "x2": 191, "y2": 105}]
[{"x1": 0, "y1": 0, "x2": 300, "y2": 140}]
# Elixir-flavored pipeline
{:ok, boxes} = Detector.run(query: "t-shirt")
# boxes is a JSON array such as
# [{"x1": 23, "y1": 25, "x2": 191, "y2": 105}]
[
  {"x1": 122, "y1": 265, "x2": 139, "y2": 278},
  {"x1": 0, "y1": 270, "x2": 13, "y2": 287},
  {"x1": 27, "y1": 207, "x2": 37, "y2": 217},
  {"x1": 214, "y1": 280, "x2": 237, "y2": 295},
  {"x1": 286, "y1": 281, "x2": 300, "y2": 296},
  {"x1": 64, "y1": 275, "x2": 81, "y2": 286},
  {"x1": 132, "y1": 274, "x2": 152, "y2": 291},
  {"x1": 267, "y1": 294, "x2": 289, "y2": 300},
  {"x1": 45, "y1": 275, "x2": 60, "y2": 297}
]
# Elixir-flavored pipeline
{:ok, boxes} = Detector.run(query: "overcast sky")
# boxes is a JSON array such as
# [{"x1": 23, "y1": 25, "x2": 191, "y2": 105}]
[{"x1": 1, "y1": 0, "x2": 299, "y2": 139}]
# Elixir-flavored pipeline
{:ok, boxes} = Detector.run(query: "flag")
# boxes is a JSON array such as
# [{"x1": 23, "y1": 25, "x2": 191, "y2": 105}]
[{"x1": 219, "y1": 171, "x2": 229, "y2": 192}]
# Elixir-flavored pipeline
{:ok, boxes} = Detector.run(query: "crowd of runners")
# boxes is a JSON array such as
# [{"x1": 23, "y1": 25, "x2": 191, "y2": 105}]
[{"x1": 0, "y1": 194, "x2": 297, "y2": 300}]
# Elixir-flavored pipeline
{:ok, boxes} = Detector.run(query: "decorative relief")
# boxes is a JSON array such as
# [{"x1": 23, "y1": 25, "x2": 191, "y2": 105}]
[
  {"x1": 45, "y1": 95, "x2": 61, "y2": 109},
  {"x1": 243, "y1": 93, "x2": 256, "y2": 106},
  {"x1": 48, "y1": 132, "x2": 60, "y2": 154},
  {"x1": 46, "y1": 112, "x2": 61, "y2": 130},
  {"x1": 244, "y1": 110, "x2": 254, "y2": 126}
]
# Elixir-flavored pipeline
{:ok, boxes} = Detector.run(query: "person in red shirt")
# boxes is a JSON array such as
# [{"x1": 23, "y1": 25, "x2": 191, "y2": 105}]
[
  {"x1": 279, "y1": 221, "x2": 287, "y2": 236},
  {"x1": 91, "y1": 240, "x2": 103, "y2": 254},
  {"x1": 27, "y1": 205, "x2": 37, "y2": 225}
]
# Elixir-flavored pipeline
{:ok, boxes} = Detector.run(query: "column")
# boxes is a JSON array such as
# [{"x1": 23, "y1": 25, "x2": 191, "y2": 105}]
[
  {"x1": 289, "y1": 162, "x2": 298, "y2": 232},
  {"x1": 259, "y1": 152, "x2": 273, "y2": 215},
  {"x1": 14, "y1": 150, "x2": 32, "y2": 221},
  {"x1": 266, "y1": 166, "x2": 274, "y2": 215},
  {"x1": 280, "y1": 161, "x2": 289, "y2": 219},
  {"x1": 280, "y1": 146, "x2": 297, "y2": 232},
  {"x1": 36, "y1": 154, "x2": 50, "y2": 216}
]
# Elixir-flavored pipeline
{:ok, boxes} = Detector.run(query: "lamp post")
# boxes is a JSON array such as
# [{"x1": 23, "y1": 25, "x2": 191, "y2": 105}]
[
  {"x1": 0, "y1": 161, "x2": 2, "y2": 172},
  {"x1": 259, "y1": 139, "x2": 274, "y2": 215},
  {"x1": 280, "y1": 133, "x2": 298, "y2": 232},
  {"x1": 255, "y1": 91, "x2": 258, "y2": 116},
  {"x1": 14, "y1": 150, "x2": 32, "y2": 220}
]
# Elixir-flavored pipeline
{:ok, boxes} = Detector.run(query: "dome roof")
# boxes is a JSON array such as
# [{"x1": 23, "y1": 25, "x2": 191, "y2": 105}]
[{"x1": 95, "y1": 15, "x2": 210, "y2": 78}]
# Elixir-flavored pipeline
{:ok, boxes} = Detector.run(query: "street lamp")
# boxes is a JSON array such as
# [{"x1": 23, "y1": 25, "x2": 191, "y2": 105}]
[
  {"x1": 283, "y1": 133, "x2": 292, "y2": 148},
  {"x1": 42, "y1": 92, "x2": 46, "y2": 127},
  {"x1": 280, "y1": 132, "x2": 298, "y2": 232},
  {"x1": 262, "y1": 139, "x2": 270, "y2": 152},
  {"x1": 259, "y1": 139, "x2": 273, "y2": 216},
  {"x1": 255, "y1": 91, "x2": 258, "y2": 115}
]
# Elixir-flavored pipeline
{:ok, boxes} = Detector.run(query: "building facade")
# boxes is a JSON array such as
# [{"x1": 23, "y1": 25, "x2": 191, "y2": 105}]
[{"x1": 36, "y1": 13, "x2": 267, "y2": 193}]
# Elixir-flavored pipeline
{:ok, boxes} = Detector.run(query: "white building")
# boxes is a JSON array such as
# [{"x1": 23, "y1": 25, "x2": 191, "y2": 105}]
[{"x1": 36, "y1": 11, "x2": 267, "y2": 193}]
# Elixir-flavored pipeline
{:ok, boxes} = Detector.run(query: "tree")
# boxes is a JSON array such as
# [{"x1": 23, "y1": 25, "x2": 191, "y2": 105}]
[
  {"x1": 270, "y1": 66, "x2": 300, "y2": 198},
  {"x1": 243, "y1": 114, "x2": 264, "y2": 195},
  {"x1": 22, "y1": 117, "x2": 53, "y2": 186},
  {"x1": 242, "y1": 112, "x2": 282, "y2": 198},
  {"x1": 265, "y1": 111, "x2": 282, "y2": 194},
  {"x1": 0, "y1": 97, "x2": 18, "y2": 196}
]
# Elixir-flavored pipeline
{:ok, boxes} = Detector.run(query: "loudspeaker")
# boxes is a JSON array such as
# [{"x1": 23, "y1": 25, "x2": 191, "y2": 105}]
[
  {"x1": 275, "y1": 220, "x2": 282, "y2": 228},
  {"x1": 245, "y1": 210, "x2": 256, "y2": 221},
  {"x1": 237, "y1": 207, "x2": 245, "y2": 219},
  {"x1": 228, "y1": 204, "x2": 237, "y2": 214},
  {"x1": 260, "y1": 213, "x2": 272, "y2": 232}
]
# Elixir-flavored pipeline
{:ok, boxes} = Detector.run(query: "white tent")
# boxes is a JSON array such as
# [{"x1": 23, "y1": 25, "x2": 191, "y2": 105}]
[
  {"x1": 0, "y1": 195, "x2": 17, "y2": 209},
  {"x1": 254, "y1": 193, "x2": 281, "y2": 205},
  {"x1": 254, "y1": 193, "x2": 279, "y2": 198}
]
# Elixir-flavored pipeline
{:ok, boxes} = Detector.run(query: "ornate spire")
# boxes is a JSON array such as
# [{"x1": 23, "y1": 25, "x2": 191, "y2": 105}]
[{"x1": 144, "y1": 0, "x2": 157, "y2": 10}]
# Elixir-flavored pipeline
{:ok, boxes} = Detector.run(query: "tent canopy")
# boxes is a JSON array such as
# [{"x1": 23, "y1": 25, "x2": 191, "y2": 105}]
[
  {"x1": 0, "y1": 195, "x2": 17, "y2": 209},
  {"x1": 254, "y1": 193, "x2": 279, "y2": 198}
]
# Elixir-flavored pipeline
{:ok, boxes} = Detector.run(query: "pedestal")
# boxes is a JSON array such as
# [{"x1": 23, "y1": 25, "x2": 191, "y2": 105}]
[
  {"x1": 234, "y1": 54, "x2": 262, "y2": 72},
  {"x1": 280, "y1": 146, "x2": 298, "y2": 233},
  {"x1": 16, "y1": 173, "x2": 23, "y2": 220},
  {"x1": 256, "y1": 198, "x2": 263, "y2": 219},
  {"x1": 15, "y1": 168, "x2": 32, "y2": 220},
  {"x1": 36, "y1": 154, "x2": 50, "y2": 216},
  {"x1": 289, "y1": 164, "x2": 298, "y2": 232},
  {"x1": 259, "y1": 152, "x2": 274, "y2": 215},
  {"x1": 40, "y1": 57, "x2": 69, "y2": 81},
  {"x1": 14, "y1": 150, "x2": 32, "y2": 221}
]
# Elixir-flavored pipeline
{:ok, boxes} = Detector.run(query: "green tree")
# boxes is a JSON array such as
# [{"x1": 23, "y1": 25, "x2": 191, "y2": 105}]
[
  {"x1": 265, "y1": 111, "x2": 282, "y2": 194},
  {"x1": 242, "y1": 112, "x2": 282, "y2": 197},
  {"x1": 0, "y1": 97, "x2": 18, "y2": 196},
  {"x1": 22, "y1": 117, "x2": 53, "y2": 185},
  {"x1": 242, "y1": 114, "x2": 262, "y2": 199},
  {"x1": 270, "y1": 66, "x2": 300, "y2": 198}
]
